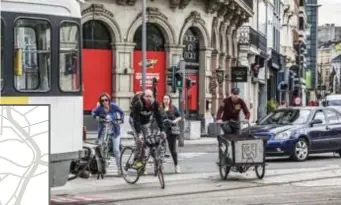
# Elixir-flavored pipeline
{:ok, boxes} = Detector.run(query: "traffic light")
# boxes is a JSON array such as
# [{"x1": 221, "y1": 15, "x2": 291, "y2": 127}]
[
  {"x1": 277, "y1": 81, "x2": 288, "y2": 91},
  {"x1": 299, "y1": 43, "x2": 306, "y2": 69},
  {"x1": 174, "y1": 70, "x2": 183, "y2": 88},
  {"x1": 277, "y1": 71, "x2": 287, "y2": 91},
  {"x1": 289, "y1": 70, "x2": 296, "y2": 91},
  {"x1": 186, "y1": 77, "x2": 196, "y2": 89},
  {"x1": 167, "y1": 66, "x2": 176, "y2": 93}
]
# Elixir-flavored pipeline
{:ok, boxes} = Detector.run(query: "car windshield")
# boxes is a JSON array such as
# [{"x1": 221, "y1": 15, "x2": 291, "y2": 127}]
[
  {"x1": 259, "y1": 109, "x2": 311, "y2": 125},
  {"x1": 326, "y1": 100, "x2": 341, "y2": 106}
]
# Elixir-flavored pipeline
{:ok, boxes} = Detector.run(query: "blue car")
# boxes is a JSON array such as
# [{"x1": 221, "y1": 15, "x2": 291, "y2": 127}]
[{"x1": 247, "y1": 107, "x2": 341, "y2": 161}]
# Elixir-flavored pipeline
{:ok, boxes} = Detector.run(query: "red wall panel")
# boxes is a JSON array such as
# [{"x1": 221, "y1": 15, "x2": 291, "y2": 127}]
[{"x1": 82, "y1": 49, "x2": 112, "y2": 111}]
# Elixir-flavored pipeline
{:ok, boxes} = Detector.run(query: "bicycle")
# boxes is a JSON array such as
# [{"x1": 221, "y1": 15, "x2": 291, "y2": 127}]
[
  {"x1": 120, "y1": 131, "x2": 166, "y2": 189},
  {"x1": 211, "y1": 120, "x2": 266, "y2": 180},
  {"x1": 95, "y1": 116, "x2": 123, "y2": 179}
]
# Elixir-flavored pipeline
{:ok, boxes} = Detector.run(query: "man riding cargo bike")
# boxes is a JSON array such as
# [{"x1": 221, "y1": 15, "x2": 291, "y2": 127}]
[{"x1": 213, "y1": 87, "x2": 266, "y2": 180}]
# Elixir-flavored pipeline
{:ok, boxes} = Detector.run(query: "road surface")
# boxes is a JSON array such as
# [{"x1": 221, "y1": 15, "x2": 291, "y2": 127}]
[{"x1": 51, "y1": 142, "x2": 341, "y2": 205}]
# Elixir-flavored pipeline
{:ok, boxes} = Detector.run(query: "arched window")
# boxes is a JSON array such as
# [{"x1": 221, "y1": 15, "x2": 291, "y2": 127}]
[
  {"x1": 134, "y1": 23, "x2": 165, "y2": 51},
  {"x1": 82, "y1": 20, "x2": 111, "y2": 49}
]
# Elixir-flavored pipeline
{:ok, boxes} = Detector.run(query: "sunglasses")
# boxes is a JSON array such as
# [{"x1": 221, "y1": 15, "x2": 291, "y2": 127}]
[{"x1": 101, "y1": 98, "x2": 109, "y2": 102}]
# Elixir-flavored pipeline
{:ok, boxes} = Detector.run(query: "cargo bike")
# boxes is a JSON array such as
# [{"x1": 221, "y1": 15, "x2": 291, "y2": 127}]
[{"x1": 208, "y1": 120, "x2": 266, "y2": 180}]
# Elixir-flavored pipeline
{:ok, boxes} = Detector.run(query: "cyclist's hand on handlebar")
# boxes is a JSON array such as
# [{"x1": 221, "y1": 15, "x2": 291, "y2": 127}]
[
  {"x1": 95, "y1": 116, "x2": 100, "y2": 121},
  {"x1": 161, "y1": 131, "x2": 167, "y2": 140},
  {"x1": 137, "y1": 134, "x2": 143, "y2": 143},
  {"x1": 216, "y1": 119, "x2": 223, "y2": 123}
]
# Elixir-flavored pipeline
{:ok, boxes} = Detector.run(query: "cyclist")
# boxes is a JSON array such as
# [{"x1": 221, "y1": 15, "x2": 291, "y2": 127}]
[
  {"x1": 92, "y1": 92, "x2": 125, "y2": 176},
  {"x1": 216, "y1": 87, "x2": 250, "y2": 134},
  {"x1": 131, "y1": 89, "x2": 166, "y2": 169},
  {"x1": 128, "y1": 91, "x2": 144, "y2": 136}
]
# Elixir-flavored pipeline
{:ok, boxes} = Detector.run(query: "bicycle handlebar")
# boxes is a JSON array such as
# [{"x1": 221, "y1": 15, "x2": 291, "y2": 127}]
[
  {"x1": 99, "y1": 118, "x2": 124, "y2": 124},
  {"x1": 216, "y1": 120, "x2": 250, "y2": 124}
]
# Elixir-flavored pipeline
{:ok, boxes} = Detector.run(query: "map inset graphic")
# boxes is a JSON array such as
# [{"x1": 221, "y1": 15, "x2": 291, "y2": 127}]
[{"x1": 0, "y1": 106, "x2": 49, "y2": 205}]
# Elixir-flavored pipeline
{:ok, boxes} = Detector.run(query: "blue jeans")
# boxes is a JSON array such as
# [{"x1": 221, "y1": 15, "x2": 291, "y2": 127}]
[{"x1": 98, "y1": 133, "x2": 121, "y2": 169}]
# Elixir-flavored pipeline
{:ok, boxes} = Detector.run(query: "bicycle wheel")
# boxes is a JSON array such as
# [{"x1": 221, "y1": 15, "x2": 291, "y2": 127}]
[
  {"x1": 219, "y1": 155, "x2": 230, "y2": 180},
  {"x1": 255, "y1": 165, "x2": 265, "y2": 179},
  {"x1": 120, "y1": 146, "x2": 140, "y2": 184},
  {"x1": 157, "y1": 159, "x2": 165, "y2": 189}
]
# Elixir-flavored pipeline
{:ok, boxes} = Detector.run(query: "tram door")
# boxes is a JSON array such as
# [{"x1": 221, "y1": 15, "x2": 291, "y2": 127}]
[{"x1": 82, "y1": 20, "x2": 112, "y2": 113}]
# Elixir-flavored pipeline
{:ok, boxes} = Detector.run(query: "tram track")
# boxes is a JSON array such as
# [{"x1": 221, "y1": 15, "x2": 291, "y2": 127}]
[
  {"x1": 52, "y1": 172, "x2": 341, "y2": 205},
  {"x1": 52, "y1": 165, "x2": 341, "y2": 196}
]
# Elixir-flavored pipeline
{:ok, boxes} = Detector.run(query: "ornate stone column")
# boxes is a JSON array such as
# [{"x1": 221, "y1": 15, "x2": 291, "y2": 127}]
[
  {"x1": 199, "y1": 48, "x2": 213, "y2": 134},
  {"x1": 225, "y1": 55, "x2": 232, "y2": 96},
  {"x1": 112, "y1": 42, "x2": 135, "y2": 112},
  {"x1": 210, "y1": 50, "x2": 219, "y2": 116},
  {"x1": 219, "y1": 53, "x2": 226, "y2": 100}
]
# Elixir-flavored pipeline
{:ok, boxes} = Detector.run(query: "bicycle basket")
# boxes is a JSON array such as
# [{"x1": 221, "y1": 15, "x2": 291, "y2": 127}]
[{"x1": 145, "y1": 135, "x2": 161, "y2": 147}]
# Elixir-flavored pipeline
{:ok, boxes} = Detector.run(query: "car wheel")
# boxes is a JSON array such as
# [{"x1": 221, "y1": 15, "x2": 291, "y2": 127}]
[{"x1": 291, "y1": 138, "x2": 309, "y2": 161}]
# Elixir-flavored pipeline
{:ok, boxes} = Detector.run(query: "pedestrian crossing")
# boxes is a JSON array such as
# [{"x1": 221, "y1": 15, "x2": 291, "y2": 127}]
[
  {"x1": 51, "y1": 195, "x2": 110, "y2": 204},
  {"x1": 105, "y1": 152, "x2": 208, "y2": 175}
]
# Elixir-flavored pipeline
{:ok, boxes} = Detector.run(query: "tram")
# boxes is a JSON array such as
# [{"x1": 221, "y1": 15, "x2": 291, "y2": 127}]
[{"x1": 1, "y1": 0, "x2": 84, "y2": 187}]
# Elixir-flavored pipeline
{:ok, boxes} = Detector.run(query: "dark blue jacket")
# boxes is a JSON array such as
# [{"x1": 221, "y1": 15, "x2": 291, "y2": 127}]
[{"x1": 91, "y1": 103, "x2": 125, "y2": 137}]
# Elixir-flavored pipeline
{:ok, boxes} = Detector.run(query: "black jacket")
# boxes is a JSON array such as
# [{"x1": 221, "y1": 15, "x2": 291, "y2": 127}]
[{"x1": 132, "y1": 98, "x2": 164, "y2": 134}]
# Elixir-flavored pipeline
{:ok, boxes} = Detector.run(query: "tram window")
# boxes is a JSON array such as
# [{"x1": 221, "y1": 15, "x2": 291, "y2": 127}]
[
  {"x1": 13, "y1": 19, "x2": 51, "y2": 92},
  {"x1": 59, "y1": 22, "x2": 80, "y2": 92},
  {"x1": 1, "y1": 19, "x2": 4, "y2": 90}
]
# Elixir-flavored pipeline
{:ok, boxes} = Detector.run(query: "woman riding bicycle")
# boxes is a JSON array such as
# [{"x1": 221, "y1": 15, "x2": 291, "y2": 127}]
[{"x1": 92, "y1": 92, "x2": 125, "y2": 175}]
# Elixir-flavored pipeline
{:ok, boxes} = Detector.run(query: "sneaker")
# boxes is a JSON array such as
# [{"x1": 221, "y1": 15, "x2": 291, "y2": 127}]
[
  {"x1": 143, "y1": 169, "x2": 148, "y2": 175},
  {"x1": 133, "y1": 160, "x2": 143, "y2": 169},
  {"x1": 175, "y1": 165, "x2": 181, "y2": 173}
]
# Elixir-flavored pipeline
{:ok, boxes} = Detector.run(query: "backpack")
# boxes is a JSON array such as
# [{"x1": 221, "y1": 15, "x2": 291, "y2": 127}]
[{"x1": 130, "y1": 92, "x2": 143, "y2": 112}]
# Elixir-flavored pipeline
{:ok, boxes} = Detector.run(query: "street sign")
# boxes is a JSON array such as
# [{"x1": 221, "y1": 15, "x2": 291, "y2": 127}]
[
  {"x1": 294, "y1": 97, "x2": 301, "y2": 105},
  {"x1": 231, "y1": 66, "x2": 248, "y2": 82}
]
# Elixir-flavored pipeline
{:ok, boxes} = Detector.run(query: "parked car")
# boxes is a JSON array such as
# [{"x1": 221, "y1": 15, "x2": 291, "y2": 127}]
[{"x1": 244, "y1": 107, "x2": 341, "y2": 161}]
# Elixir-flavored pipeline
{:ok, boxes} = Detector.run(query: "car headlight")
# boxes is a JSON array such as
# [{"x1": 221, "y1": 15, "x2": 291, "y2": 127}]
[{"x1": 274, "y1": 130, "x2": 291, "y2": 140}]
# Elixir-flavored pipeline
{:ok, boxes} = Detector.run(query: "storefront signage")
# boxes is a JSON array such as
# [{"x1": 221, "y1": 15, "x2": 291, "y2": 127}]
[
  {"x1": 231, "y1": 66, "x2": 248, "y2": 82},
  {"x1": 81, "y1": 4, "x2": 114, "y2": 18},
  {"x1": 183, "y1": 29, "x2": 199, "y2": 67},
  {"x1": 133, "y1": 51, "x2": 165, "y2": 102}
]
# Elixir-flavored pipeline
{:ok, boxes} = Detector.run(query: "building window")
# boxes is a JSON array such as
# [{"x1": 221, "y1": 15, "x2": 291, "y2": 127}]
[
  {"x1": 14, "y1": 18, "x2": 51, "y2": 92},
  {"x1": 258, "y1": 0, "x2": 267, "y2": 35},
  {"x1": 134, "y1": 23, "x2": 165, "y2": 51},
  {"x1": 299, "y1": 17, "x2": 305, "y2": 30},
  {"x1": 83, "y1": 20, "x2": 111, "y2": 49},
  {"x1": 60, "y1": 22, "x2": 80, "y2": 92}
]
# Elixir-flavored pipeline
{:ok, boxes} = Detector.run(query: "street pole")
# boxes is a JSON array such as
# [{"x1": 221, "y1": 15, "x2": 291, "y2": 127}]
[
  {"x1": 141, "y1": 0, "x2": 147, "y2": 91},
  {"x1": 178, "y1": 59, "x2": 186, "y2": 147}
]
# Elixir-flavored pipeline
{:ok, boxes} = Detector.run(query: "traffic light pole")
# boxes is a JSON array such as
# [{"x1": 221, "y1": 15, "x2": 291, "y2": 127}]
[
  {"x1": 178, "y1": 59, "x2": 186, "y2": 147},
  {"x1": 141, "y1": 0, "x2": 147, "y2": 91}
]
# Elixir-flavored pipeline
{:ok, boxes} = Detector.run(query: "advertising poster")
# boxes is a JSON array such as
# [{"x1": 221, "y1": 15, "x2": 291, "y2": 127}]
[
  {"x1": 185, "y1": 74, "x2": 198, "y2": 111},
  {"x1": 133, "y1": 51, "x2": 166, "y2": 102}
]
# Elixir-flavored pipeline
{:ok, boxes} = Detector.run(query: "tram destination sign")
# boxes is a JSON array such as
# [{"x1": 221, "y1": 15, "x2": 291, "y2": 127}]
[{"x1": 231, "y1": 66, "x2": 248, "y2": 82}]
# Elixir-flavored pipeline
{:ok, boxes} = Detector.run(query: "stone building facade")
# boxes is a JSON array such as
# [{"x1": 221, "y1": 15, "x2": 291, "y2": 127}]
[{"x1": 81, "y1": 0, "x2": 253, "y2": 130}]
